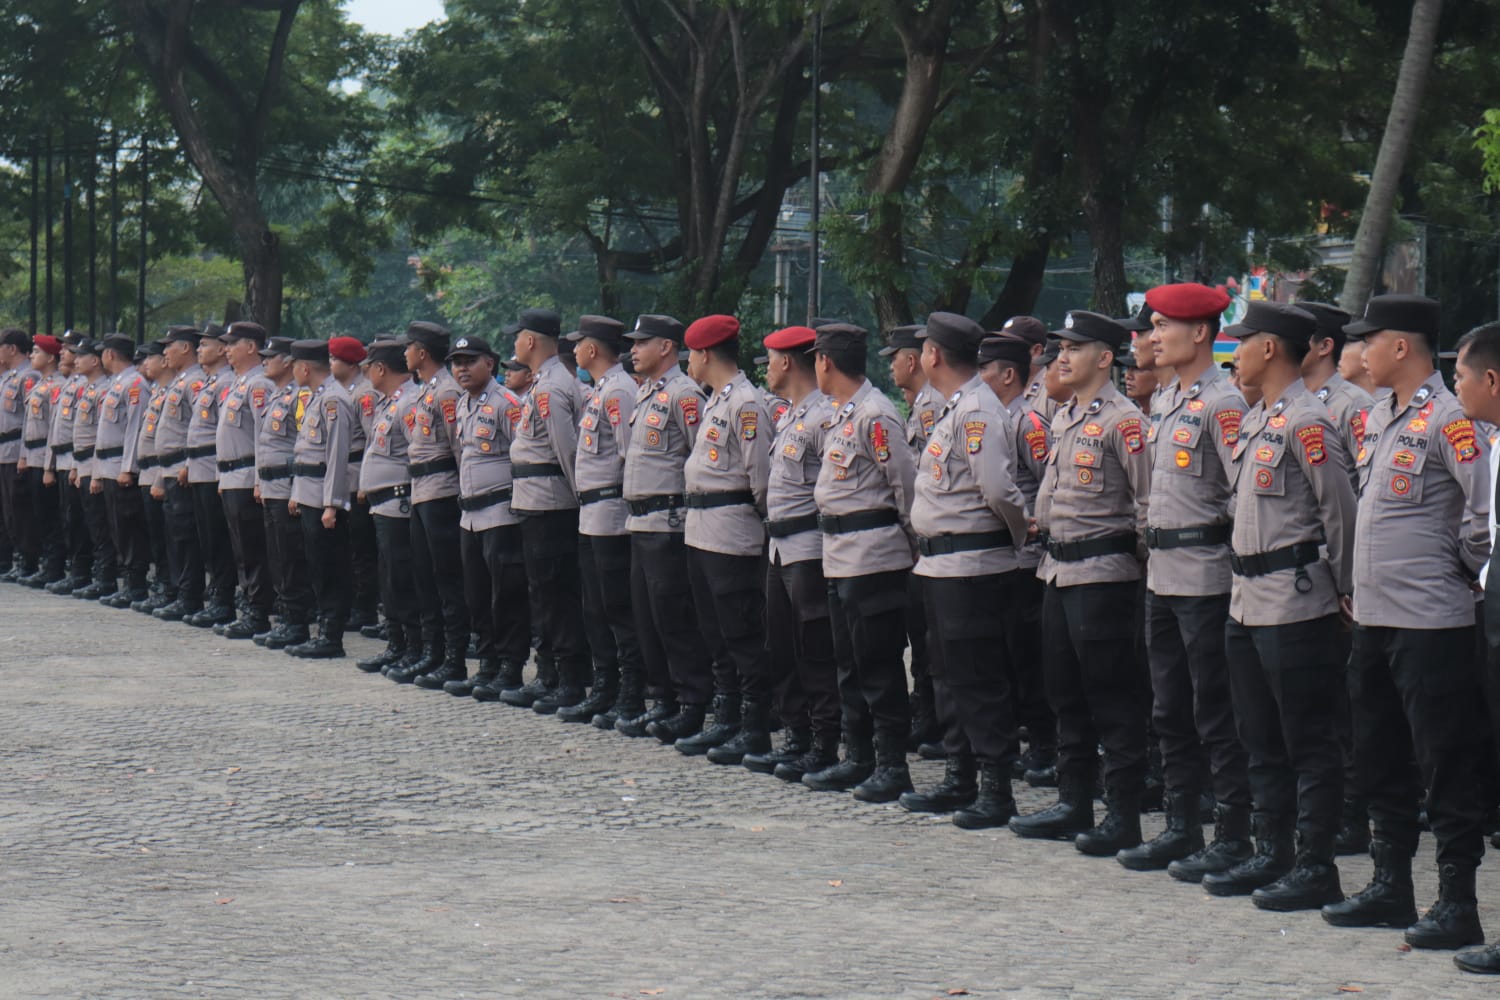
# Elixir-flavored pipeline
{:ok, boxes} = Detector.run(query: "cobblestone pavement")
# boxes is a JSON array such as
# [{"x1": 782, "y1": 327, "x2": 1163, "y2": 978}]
[{"x1": 1, "y1": 586, "x2": 1496, "y2": 999}]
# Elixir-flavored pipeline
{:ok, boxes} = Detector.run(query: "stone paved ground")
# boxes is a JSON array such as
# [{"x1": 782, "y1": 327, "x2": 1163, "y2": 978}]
[{"x1": 1, "y1": 585, "x2": 1496, "y2": 999}]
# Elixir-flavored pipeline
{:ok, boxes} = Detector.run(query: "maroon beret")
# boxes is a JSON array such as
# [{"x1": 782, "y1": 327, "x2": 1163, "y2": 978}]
[
  {"x1": 1145, "y1": 283, "x2": 1232, "y2": 322},
  {"x1": 684, "y1": 314, "x2": 741, "y2": 351},
  {"x1": 328, "y1": 335, "x2": 367, "y2": 364}
]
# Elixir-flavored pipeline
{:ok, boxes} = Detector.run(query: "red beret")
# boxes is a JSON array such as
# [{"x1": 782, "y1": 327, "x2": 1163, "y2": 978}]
[
  {"x1": 33, "y1": 334, "x2": 62, "y2": 357},
  {"x1": 763, "y1": 325, "x2": 816, "y2": 352},
  {"x1": 684, "y1": 314, "x2": 741, "y2": 350},
  {"x1": 1145, "y1": 283, "x2": 1232, "y2": 322},
  {"x1": 328, "y1": 335, "x2": 367, "y2": 364}
]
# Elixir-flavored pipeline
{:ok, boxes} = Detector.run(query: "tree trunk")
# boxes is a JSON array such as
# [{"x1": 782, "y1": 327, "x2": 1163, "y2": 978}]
[
  {"x1": 1341, "y1": 0, "x2": 1444, "y2": 316},
  {"x1": 1084, "y1": 192, "x2": 1128, "y2": 317},
  {"x1": 237, "y1": 221, "x2": 282, "y2": 332},
  {"x1": 978, "y1": 235, "x2": 1054, "y2": 327}
]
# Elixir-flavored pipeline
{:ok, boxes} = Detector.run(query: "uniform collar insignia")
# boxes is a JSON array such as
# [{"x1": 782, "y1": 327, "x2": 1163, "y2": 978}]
[
  {"x1": 1270, "y1": 398, "x2": 1287, "y2": 415},
  {"x1": 1316, "y1": 386, "x2": 1330, "y2": 401},
  {"x1": 1413, "y1": 385, "x2": 1433, "y2": 406},
  {"x1": 1185, "y1": 381, "x2": 1202, "y2": 398},
  {"x1": 1086, "y1": 398, "x2": 1103, "y2": 414}
]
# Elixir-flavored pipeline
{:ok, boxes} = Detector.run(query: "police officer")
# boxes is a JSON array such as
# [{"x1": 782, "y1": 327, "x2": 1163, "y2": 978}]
[
  {"x1": 904, "y1": 313, "x2": 1030, "y2": 827},
  {"x1": 619, "y1": 315, "x2": 711, "y2": 738},
  {"x1": 1011, "y1": 311, "x2": 1152, "y2": 854},
  {"x1": 565, "y1": 316, "x2": 643, "y2": 727},
  {"x1": 286, "y1": 339, "x2": 356, "y2": 658},
  {"x1": 132, "y1": 340, "x2": 175, "y2": 611},
  {"x1": 508, "y1": 307, "x2": 591, "y2": 713},
  {"x1": 250, "y1": 337, "x2": 313, "y2": 648},
  {"x1": 803, "y1": 323, "x2": 916, "y2": 802},
  {"x1": 434, "y1": 334, "x2": 528, "y2": 694},
  {"x1": 675, "y1": 314, "x2": 772, "y2": 759},
  {"x1": 398, "y1": 321, "x2": 470, "y2": 683},
  {"x1": 1329, "y1": 295, "x2": 1491, "y2": 949},
  {"x1": 179, "y1": 324, "x2": 236, "y2": 627},
  {"x1": 212, "y1": 322, "x2": 278, "y2": 639},
  {"x1": 93, "y1": 334, "x2": 150, "y2": 606},
  {"x1": 354, "y1": 339, "x2": 423, "y2": 675},
  {"x1": 1007, "y1": 315, "x2": 1060, "y2": 423},
  {"x1": 150, "y1": 326, "x2": 207, "y2": 620},
  {"x1": 69, "y1": 339, "x2": 115, "y2": 599},
  {"x1": 1190, "y1": 301, "x2": 1356, "y2": 910},
  {"x1": 0, "y1": 329, "x2": 39, "y2": 582},
  {"x1": 44, "y1": 337, "x2": 88, "y2": 594},
  {"x1": 17, "y1": 334, "x2": 64, "y2": 588},
  {"x1": 330, "y1": 335, "x2": 381, "y2": 631},
  {"x1": 1118, "y1": 284, "x2": 1254, "y2": 876}
]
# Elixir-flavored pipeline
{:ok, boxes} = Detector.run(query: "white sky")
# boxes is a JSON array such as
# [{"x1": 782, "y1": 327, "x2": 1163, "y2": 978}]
[{"x1": 342, "y1": 0, "x2": 445, "y2": 35}]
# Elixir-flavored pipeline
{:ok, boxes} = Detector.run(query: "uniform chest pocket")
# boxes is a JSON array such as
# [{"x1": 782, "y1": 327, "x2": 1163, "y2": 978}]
[
  {"x1": 825, "y1": 441, "x2": 858, "y2": 481},
  {"x1": 1248, "y1": 439, "x2": 1287, "y2": 496},
  {"x1": 925, "y1": 434, "x2": 963, "y2": 492},
  {"x1": 305, "y1": 413, "x2": 323, "y2": 444},
  {"x1": 103, "y1": 399, "x2": 120, "y2": 422},
  {"x1": 3, "y1": 392, "x2": 18, "y2": 414},
  {"x1": 1072, "y1": 445, "x2": 1104, "y2": 493},
  {"x1": 700, "y1": 436, "x2": 731, "y2": 469},
  {"x1": 224, "y1": 400, "x2": 244, "y2": 426},
  {"x1": 1166, "y1": 415, "x2": 1205, "y2": 450},
  {"x1": 1380, "y1": 446, "x2": 1427, "y2": 503}
]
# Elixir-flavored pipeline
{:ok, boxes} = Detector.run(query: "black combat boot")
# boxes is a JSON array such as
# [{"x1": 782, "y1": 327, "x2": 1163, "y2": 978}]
[
  {"x1": 1456, "y1": 942, "x2": 1500, "y2": 974},
  {"x1": 802, "y1": 728, "x2": 876, "y2": 792},
  {"x1": 415, "y1": 649, "x2": 466, "y2": 689},
  {"x1": 73, "y1": 580, "x2": 108, "y2": 600},
  {"x1": 646, "y1": 702, "x2": 708, "y2": 745},
  {"x1": 1118, "y1": 790, "x2": 1203, "y2": 871},
  {"x1": 1013, "y1": 742, "x2": 1056, "y2": 780},
  {"x1": 953, "y1": 760, "x2": 1019, "y2": 830},
  {"x1": 1009, "y1": 771, "x2": 1096, "y2": 840},
  {"x1": 906, "y1": 684, "x2": 940, "y2": 753},
  {"x1": 1168, "y1": 804, "x2": 1254, "y2": 883},
  {"x1": 615, "y1": 696, "x2": 677, "y2": 738},
  {"x1": 707, "y1": 698, "x2": 772, "y2": 765},
  {"x1": 392, "y1": 638, "x2": 443, "y2": 684},
  {"x1": 152, "y1": 597, "x2": 201, "y2": 622},
  {"x1": 360, "y1": 619, "x2": 388, "y2": 641},
  {"x1": 744, "y1": 726, "x2": 810, "y2": 775},
  {"x1": 1253, "y1": 834, "x2": 1344, "y2": 911},
  {"x1": 446, "y1": 657, "x2": 497, "y2": 696},
  {"x1": 1076, "y1": 788, "x2": 1142, "y2": 856},
  {"x1": 776, "y1": 730, "x2": 839, "y2": 783},
  {"x1": 559, "y1": 663, "x2": 619, "y2": 723},
  {"x1": 1405, "y1": 864, "x2": 1484, "y2": 950},
  {"x1": 898, "y1": 754, "x2": 978, "y2": 813},
  {"x1": 47, "y1": 574, "x2": 85, "y2": 596},
  {"x1": 260, "y1": 620, "x2": 309, "y2": 650},
  {"x1": 852, "y1": 731, "x2": 915, "y2": 803},
  {"x1": 594, "y1": 666, "x2": 644, "y2": 730},
  {"x1": 1334, "y1": 796, "x2": 1372, "y2": 856},
  {"x1": 533, "y1": 656, "x2": 588, "y2": 715},
  {"x1": 500, "y1": 655, "x2": 554, "y2": 707},
  {"x1": 1202, "y1": 813, "x2": 1294, "y2": 896},
  {"x1": 672, "y1": 693, "x2": 739, "y2": 753},
  {"x1": 357, "y1": 625, "x2": 408, "y2": 674},
  {"x1": 1322, "y1": 840, "x2": 1417, "y2": 927},
  {"x1": 384, "y1": 633, "x2": 428, "y2": 678},
  {"x1": 287, "y1": 620, "x2": 345, "y2": 659},
  {"x1": 220, "y1": 613, "x2": 271, "y2": 641},
  {"x1": 473, "y1": 658, "x2": 524, "y2": 700},
  {"x1": 186, "y1": 600, "x2": 235, "y2": 628}
]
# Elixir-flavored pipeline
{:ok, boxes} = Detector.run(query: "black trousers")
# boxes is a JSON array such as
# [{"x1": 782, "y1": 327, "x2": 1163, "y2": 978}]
[
  {"x1": 349, "y1": 496, "x2": 378, "y2": 616},
  {"x1": 63, "y1": 479, "x2": 91, "y2": 581},
  {"x1": 299, "y1": 505, "x2": 351, "y2": 629},
  {"x1": 906, "y1": 570, "x2": 931, "y2": 705},
  {"x1": 579, "y1": 533, "x2": 641, "y2": 678},
  {"x1": 0, "y1": 462, "x2": 33, "y2": 569},
  {"x1": 630, "y1": 530, "x2": 707, "y2": 700},
  {"x1": 79, "y1": 477, "x2": 116, "y2": 585},
  {"x1": 101, "y1": 477, "x2": 149, "y2": 591},
  {"x1": 1350, "y1": 624, "x2": 1484, "y2": 869},
  {"x1": 263, "y1": 499, "x2": 312, "y2": 624},
  {"x1": 687, "y1": 546, "x2": 769, "y2": 704},
  {"x1": 410, "y1": 495, "x2": 468, "y2": 649},
  {"x1": 26, "y1": 468, "x2": 64, "y2": 576},
  {"x1": 221, "y1": 488, "x2": 272, "y2": 617},
  {"x1": 1226, "y1": 615, "x2": 1344, "y2": 855},
  {"x1": 1000, "y1": 567, "x2": 1054, "y2": 748},
  {"x1": 461, "y1": 523, "x2": 529, "y2": 663},
  {"x1": 163, "y1": 478, "x2": 201, "y2": 602},
  {"x1": 373, "y1": 513, "x2": 418, "y2": 633},
  {"x1": 765, "y1": 553, "x2": 840, "y2": 740},
  {"x1": 141, "y1": 486, "x2": 168, "y2": 589},
  {"x1": 828, "y1": 569, "x2": 911, "y2": 739},
  {"x1": 1146, "y1": 590, "x2": 1251, "y2": 809},
  {"x1": 925, "y1": 572, "x2": 1021, "y2": 764},
  {"x1": 1043, "y1": 580, "x2": 1149, "y2": 792},
  {"x1": 518, "y1": 508, "x2": 589, "y2": 674},
  {"x1": 190, "y1": 481, "x2": 235, "y2": 603}
]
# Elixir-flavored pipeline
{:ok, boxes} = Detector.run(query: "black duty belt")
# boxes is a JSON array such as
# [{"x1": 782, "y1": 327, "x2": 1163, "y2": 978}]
[
  {"x1": 292, "y1": 462, "x2": 328, "y2": 478},
  {"x1": 96, "y1": 446, "x2": 124, "y2": 460},
  {"x1": 217, "y1": 456, "x2": 255, "y2": 473},
  {"x1": 24, "y1": 437, "x2": 47, "y2": 449},
  {"x1": 349, "y1": 449, "x2": 365, "y2": 463},
  {"x1": 1230, "y1": 542, "x2": 1321, "y2": 578},
  {"x1": 139, "y1": 456, "x2": 159, "y2": 470},
  {"x1": 156, "y1": 449, "x2": 185, "y2": 466},
  {"x1": 766, "y1": 513, "x2": 820, "y2": 538},
  {"x1": 512, "y1": 462, "x2": 564, "y2": 479},
  {"x1": 51, "y1": 443, "x2": 70, "y2": 456},
  {"x1": 818, "y1": 508, "x2": 901, "y2": 535},
  {"x1": 1046, "y1": 532, "x2": 1137, "y2": 562},
  {"x1": 185, "y1": 444, "x2": 216, "y2": 459},
  {"x1": 409, "y1": 456, "x2": 458, "y2": 479},
  {"x1": 578, "y1": 484, "x2": 623, "y2": 505},
  {"x1": 365, "y1": 483, "x2": 410, "y2": 507},
  {"x1": 73, "y1": 446, "x2": 95, "y2": 461},
  {"x1": 627, "y1": 494, "x2": 685, "y2": 516},
  {"x1": 0, "y1": 430, "x2": 19, "y2": 444},
  {"x1": 459, "y1": 486, "x2": 513, "y2": 511},
  {"x1": 1145, "y1": 524, "x2": 1232, "y2": 550},
  {"x1": 258, "y1": 462, "x2": 294, "y2": 481},
  {"x1": 685, "y1": 490, "x2": 755, "y2": 510},
  {"x1": 917, "y1": 529, "x2": 1014, "y2": 557}
]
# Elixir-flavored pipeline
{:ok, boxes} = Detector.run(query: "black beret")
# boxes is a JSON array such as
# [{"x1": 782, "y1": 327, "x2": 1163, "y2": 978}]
[
  {"x1": 0, "y1": 328, "x2": 33, "y2": 351},
  {"x1": 143, "y1": 340, "x2": 166, "y2": 357},
  {"x1": 999, "y1": 316, "x2": 1049, "y2": 346},
  {"x1": 133, "y1": 346, "x2": 149, "y2": 364},
  {"x1": 1119, "y1": 302, "x2": 1155, "y2": 334},
  {"x1": 201, "y1": 321, "x2": 227, "y2": 342},
  {"x1": 978, "y1": 335, "x2": 1033, "y2": 368},
  {"x1": 1297, "y1": 302, "x2": 1351, "y2": 343},
  {"x1": 70, "y1": 338, "x2": 101, "y2": 357},
  {"x1": 447, "y1": 334, "x2": 498, "y2": 361},
  {"x1": 565, "y1": 315, "x2": 625, "y2": 351},
  {"x1": 1053, "y1": 310, "x2": 1129, "y2": 351},
  {"x1": 161, "y1": 325, "x2": 202, "y2": 346},
  {"x1": 878, "y1": 324, "x2": 924, "y2": 358},
  {"x1": 808, "y1": 323, "x2": 868, "y2": 354},
  {"x1": 1224, "y1": 301, "x2": 1317, "y2": 343},
  {"x1": 624, "y1": 314, "x2": 686, "y2": 343},
  {"x1": 1038, "y1": 342, "x2": 1060, "y2": 366},
  {"x1": 918, "y1": 312, "x2": 985, "y2": 357},
  {"x1": 501, "y1": 356, "x2": 529, "y2": 373},
  {"x1": 101, "y1": 333, "x2": 136, "y2": 357},
  {"x1": 513, "y1": 307, "x2": 561, "y2": 339},
  {"x1": 364, "y1": 338, "x2": 408, "y2": 370},
  {"x1": 223, "y1": 321, "x2": 268, "y2": 346},
  {"x1": 290, "y1": 339, "x2": 329, "y2": 364},
  {"x1": 403, "y1": 321, "x2": 451, "y2": 356},
  {"x1": 1343, "y1": 294, "x2": 1439, "y2": 342},
  {"x1": 259, "y1": 336, "x2": 294, "y2": 358}
]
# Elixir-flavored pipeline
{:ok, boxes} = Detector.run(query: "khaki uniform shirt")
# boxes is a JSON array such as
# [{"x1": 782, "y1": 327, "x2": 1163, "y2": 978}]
[
  {"x1": 290, "y1": 380, "x2": 355, "y2": 511},
  {"x1": 408, "y1": 368, "x2": 463, "y2": 503},
  {"x1": 767, "y1": 389, "x2": 835, "y2": 566},
  {"x1": 457, "y1": 377, "x2": 522, "y2": 532},
  {"x1": 906, "y1": 384, "x2": 939, "y2": 454},
  {"x1": 684, "y1": 370, "x2": 770, "y2": 557},
  {"x1": 1035, "y1": 381, "x2": 1151, "y2": 587},
  {"x1": 1314, "y1": 373, "x2": 1375, "y2": 495},
  {"x1": 157, "y1": 365, "x2": 206, "y2": 478},
  {"x1": 48, "y1": 374, "x2": 85, "y2": 473},
  {"x1": 215, "y1": 365, "x2": 276, "y2": 490},
  {"x1": 1352, "y1": 373, "x2": 1490, "y2": 629},
  {"x1": 1145, "y1": 367, "x2": 1244, "y2": 596},
  {"x1": 1005, "y1": 394, "x2": 1053, "y2": 570},
  {"x1": 0, "y1": 362, "x2": 37, "y2": 464},
  {"x1": 510, "y1": 355, "x2": 582, "y2": 512},
  {"x1": 576, "y1": 364, "x2": 634, "y2": 537},
  {"x1": 1023, "y1": 376, "x2": 1060, "y2": 423},
  {"x1": 136, "y1": 383, "x2": 168, "y2": 489},
  {"x1": 814, "y1": 379, "x2": 915, "y2": 579},
  {"x1": 21, "y1": 371, "x2": 61, "y2": 470},
  {"x1": 255, "y1": 383, "x2": 302, "y2": 502},
  {"x1": 912, "y1": 374, "x2": 1028, "y2": 578},
  {"x1": 761, "y1": 389, "x2": 790, "y2": 428},
  {"x1": 94, "y1": 366, "x2": 148, "y2": 480},
  {"x1": 185, "y1": 369, "x2": 227, "y2": 484},
  {"x1": 1229, "y1": 381, "x2": 1356, "y2": 626},
  {"x1": 71, "y1": 375, "x2": 108, "y2": 478},
  {"x1": 623, "y1": 366, "x2": 704, "y2": 533},
  {"x1": 359, "y1": 384, "x2": 416, "y2": 519}
]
